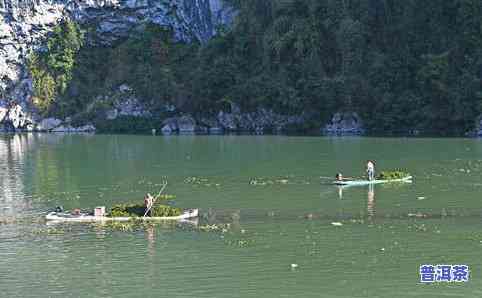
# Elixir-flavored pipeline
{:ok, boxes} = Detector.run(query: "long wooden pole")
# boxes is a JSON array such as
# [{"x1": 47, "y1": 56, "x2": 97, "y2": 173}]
[{"x1": 143, "y1": 183, "x2": 167, "y2": 217}]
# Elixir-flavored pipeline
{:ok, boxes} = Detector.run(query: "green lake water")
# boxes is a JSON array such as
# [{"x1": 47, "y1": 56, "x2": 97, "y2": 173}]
[{"x1": 0, "y1": 134, "x2": 481, "y2": 297}]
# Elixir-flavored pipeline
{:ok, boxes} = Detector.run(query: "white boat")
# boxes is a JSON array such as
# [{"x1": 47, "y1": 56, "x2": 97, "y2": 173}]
[
  {"x1": 45, "y1": 208, "x2": 199, "y2": 223},
  {"x1": 333, "y1": 176, "x2": 413, "y2": 186}
]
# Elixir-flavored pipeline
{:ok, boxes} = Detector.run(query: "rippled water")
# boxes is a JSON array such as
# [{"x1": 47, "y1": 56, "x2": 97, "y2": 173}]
[{"x1": 0, "y1": 134, "x2": 481, "y2": 297}]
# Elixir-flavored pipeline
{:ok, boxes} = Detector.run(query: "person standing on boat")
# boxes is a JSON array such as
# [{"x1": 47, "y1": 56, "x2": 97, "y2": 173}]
[
  {"x1": 144, "y1": 193, "x2": 154, "y2": 216},
  {"x1": 366, "y1": 160, "x2": 375, "y2": 181}
]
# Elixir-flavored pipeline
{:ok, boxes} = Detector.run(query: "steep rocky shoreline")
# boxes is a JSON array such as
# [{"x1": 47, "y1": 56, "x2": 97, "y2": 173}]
[
  {"x1": 2, "y1": 1, "x2": 480, "y2": 137},
  {"x1": 0, "y1": 0, "x2": 234, "y2": 132},
  {"x1": 0, "y1": 0, "x2": 366, "y2": 135},
  {"x1": 0, "y1": 82, "x2": 365, "y2": 134}
]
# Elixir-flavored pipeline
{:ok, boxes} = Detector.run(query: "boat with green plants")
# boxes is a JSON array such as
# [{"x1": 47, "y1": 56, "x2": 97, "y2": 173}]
[
  {"x1": 45, "y1": 183, "x2": 198, "y2": 223},
  {"x1": 46, "y1": 204, "x2": 198, "y2": 223},
  {"x1": 333, "y1": 170, "x2": 412, "y2": 186}
]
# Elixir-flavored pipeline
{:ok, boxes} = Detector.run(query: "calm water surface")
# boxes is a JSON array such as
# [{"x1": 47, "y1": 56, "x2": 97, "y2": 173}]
[{"x1": 0, "y1": 134, "x2": 481, "y2": 297}]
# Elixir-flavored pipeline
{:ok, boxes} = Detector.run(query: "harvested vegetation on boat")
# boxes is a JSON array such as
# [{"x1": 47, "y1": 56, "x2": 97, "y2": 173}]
[
  {"x1": 109, "y1": 203, "x2": 182, "y2": 217},
  {"x1": 45, "y1": 207, "x2": 198, "y2": 223},
  {"x1": 333, "y1": 170, "x2": 412, "y2": 186},
  {"x1": 46, "y1": 184, "x2": 198, "y2": 222},
  {"x1": 377, "y1": 170, "x2": 411, "y2": 180}
]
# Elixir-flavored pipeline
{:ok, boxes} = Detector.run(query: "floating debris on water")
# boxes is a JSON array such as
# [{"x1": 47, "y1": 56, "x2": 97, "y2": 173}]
[
  {"x1": 249, "y1": 176, "x2": 310, "y2": 186},
  {"x1": 31, "y1": 227, "x2": 66, "y2": 235},
  {"x1": 350, "y1": 219, "x2": 364, "y2": 224},
  {"x1": 331, "y1": 222, "x2": 343, "y2": 226},
  {"x1": 417, "y1": 197, "x2": 426, "y2": 200},
  {"x1": 199, "y1": 224, "x2": 230, "y2": 232},
  {"x1": 184, "y1": 176, "x2": 220, "y2": 187},
  {"x1": 225, "y1": 239, "x2": 254, "y2": 247},
  {"x1": 249, "y1": 178, "x2": 269, "y2": 186},
  {"x1": 291, "y1": 263, "x2": 299, "y2": 269},
  {"x1": 408, "y1": 212, "x2": 428, "y2": 218}
]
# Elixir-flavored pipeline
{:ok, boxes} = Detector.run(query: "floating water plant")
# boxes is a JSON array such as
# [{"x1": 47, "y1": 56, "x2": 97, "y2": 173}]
[
  {"x1": 158, "y1": 194, "x2": 176, "y2": 200},
  {"x1": 377, "y1": 170, "x2": 411, "y2": 180},
  {"x1": 184, "y1": 176, "x2": 220, "y2": 187},
  {"x1": 108, "y1": 203, "x2": 181, "y2": 217},
  {"x1": 224, "y1": 239, "x2": 254, "y2": 247}
]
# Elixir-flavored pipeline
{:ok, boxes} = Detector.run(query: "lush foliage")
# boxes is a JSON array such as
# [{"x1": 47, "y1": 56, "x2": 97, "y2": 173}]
[
  {"x1": 221, "y1": 0, "x2": 482, "y2": 133},
  {"x1": 69, "y1": 24, "x2": 200, "y2": 119},
  {"x1": 378, "y1": 170, "x2": 410, "y2": 180},
  {"x1": 28, "y1": 20, "x2": 83, "y2": 115},
  {"x1": 29, "y1": 1, "x2": 482, "y2": 133},
  {"x1": 109, "y1": 203, "x2": 181, "y2": 217}
]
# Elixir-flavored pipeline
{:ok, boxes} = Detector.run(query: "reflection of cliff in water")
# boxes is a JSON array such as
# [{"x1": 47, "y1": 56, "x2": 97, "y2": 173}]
[{"x1": 0, "y1": 134, "x2": 30, "y2": 216}]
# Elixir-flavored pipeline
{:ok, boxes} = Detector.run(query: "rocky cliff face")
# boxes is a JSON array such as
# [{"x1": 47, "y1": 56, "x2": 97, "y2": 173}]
[
  {"x1": 322, "y1": 112, "x2": 364, "y2": 135},
  {"x1": 0, "y1": 0, "x2": 233, "y2": 130}
]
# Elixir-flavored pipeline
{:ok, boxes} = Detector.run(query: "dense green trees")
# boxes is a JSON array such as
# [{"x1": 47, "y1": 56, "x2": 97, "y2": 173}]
[
  {"x1": 28, "y1": 20, "x2": 83, "y2": 115},
  {"x1": 29, "y1": 1, "x2": 482, "y2": 134},
  {"x1": 222, "y1": 0, "x2": 482, "y2": 133}
]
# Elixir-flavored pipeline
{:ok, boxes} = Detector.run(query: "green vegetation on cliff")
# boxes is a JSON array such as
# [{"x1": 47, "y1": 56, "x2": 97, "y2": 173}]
[
  {"x1": 29, "y1": 1, "x2": 482, "y2": 134},
  {"x1": 28, "y1": 20, "x2": 83, "y2": 115}
]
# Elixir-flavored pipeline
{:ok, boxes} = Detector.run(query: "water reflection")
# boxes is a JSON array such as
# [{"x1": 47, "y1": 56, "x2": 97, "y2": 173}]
[
  {"x1": 336, "y1": 184, "x2": 376, "y2": 219},
  {"x1": 367, "y1": 184, "x2": 375, "y2": 218},
  {"x1": 0, "y1": 134, "x2": 29, "y2": 217},
  {"x1": 146, "y1": 225, "x2": 156, "y2": 259}
]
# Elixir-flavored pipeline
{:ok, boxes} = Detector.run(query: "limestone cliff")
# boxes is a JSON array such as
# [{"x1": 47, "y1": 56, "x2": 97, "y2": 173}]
[{"x1": 0, "y1": 0, "x2": 233, "y2": 129}]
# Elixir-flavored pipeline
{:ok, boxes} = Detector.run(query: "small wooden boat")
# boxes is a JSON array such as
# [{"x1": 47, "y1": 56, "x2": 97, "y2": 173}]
[
  {"x1": 45, "y1": 208, "x2": 199, "y2": 223},
  {"x1": 333, "y1": 176, "x2": 413, "y2": 186}
]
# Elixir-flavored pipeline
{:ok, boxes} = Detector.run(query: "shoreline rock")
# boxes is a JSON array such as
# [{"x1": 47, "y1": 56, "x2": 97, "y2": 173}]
[{"x1": 322, "y1": 112, "x2": 364, "y2": 136}]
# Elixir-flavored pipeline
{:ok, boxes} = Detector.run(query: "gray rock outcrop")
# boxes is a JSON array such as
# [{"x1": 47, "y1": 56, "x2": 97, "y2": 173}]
[
  {"x1": 217, "y1": 111, "x2": 236, "y2": 131},
  {"x1": 199, "y1": 117, "x2": 222, "y2": 134},
  {"x1": 37, "y1": 118, "x2": 62, "y2": 131},
  {"x1": 177, "y1": 115, "x2": 196, "y2": 133},
  {"x1": 323, "y1": 112, "x2": 364, "y2": 135},
  {"x1": 161, "y1": 115, "x2": 200, "y2": 134},
  {"x1": 35, "y1": 117, "x2": 95, "y2": 132},
  {"x1": 106, "y1": 90, "x2": 151, "y2": 120},
  {"x1": 0, "y1": 102, "x2": 34, "y2": 131},
  {"x1": 51, "y1": 123, "x2": 95, "y2": 132},
  {"x1": 216, "y1": 104, "x2": 306, "y2": 133},
  {"x1": 161, "y1": 117, "x2": 179, "y2": 134},
  {"x1": 468, "y1": 117, "x2": 482, "y2": 137}
]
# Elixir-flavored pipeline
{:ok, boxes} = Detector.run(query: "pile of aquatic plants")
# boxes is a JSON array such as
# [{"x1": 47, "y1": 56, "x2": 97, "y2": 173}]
[
  {"x1": 150, "y1": 205, "x2": 182, "y2": 217},
  {"x1": 377, "y1": 170, "x2": 410, "y2": 180},
  {"x1": 158, "y1": 194, "x2": 176, "y2": 200},
  {"x1": 108, "y1": 203, "x2": 181, "y2": 217}
]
